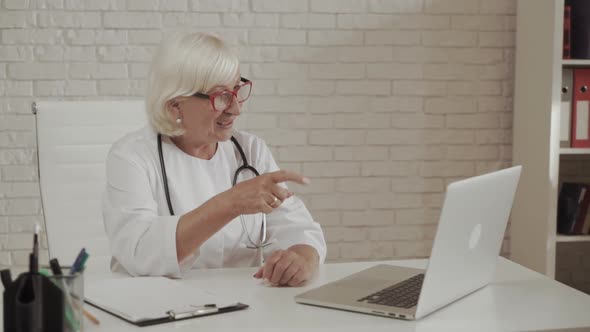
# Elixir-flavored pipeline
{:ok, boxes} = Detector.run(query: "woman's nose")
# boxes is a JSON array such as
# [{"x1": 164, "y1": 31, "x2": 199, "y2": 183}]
[{"x1": 225, "y1": 96, "x2": 241, "y2": 115}]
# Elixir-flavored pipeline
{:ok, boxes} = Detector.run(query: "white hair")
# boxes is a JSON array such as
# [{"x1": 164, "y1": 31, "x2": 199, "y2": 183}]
[{"x1": 145, "y1": 31, "x2": 240, "y2": 136}]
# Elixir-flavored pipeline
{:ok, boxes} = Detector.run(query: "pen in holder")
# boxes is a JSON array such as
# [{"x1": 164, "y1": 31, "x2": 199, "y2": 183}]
[
  {"x1": 44, "y1": 267, "x2": 85, "y2": 332},
  {"x1": 3, "y1": 265, "x2": 64, "y2": 332},
  {"x1": 4, "y1": 224, "x2": 66, "y2": 332}
]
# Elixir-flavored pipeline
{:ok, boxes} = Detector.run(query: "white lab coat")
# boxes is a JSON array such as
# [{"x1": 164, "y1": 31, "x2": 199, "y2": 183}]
[{"x1": 102, "y1": 126, "x2": 326, "y2": 277}]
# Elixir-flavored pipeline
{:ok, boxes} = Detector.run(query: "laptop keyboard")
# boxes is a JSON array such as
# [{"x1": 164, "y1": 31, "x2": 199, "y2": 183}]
[{"x1": 357, "y1": 273, "x2": 424, "y2": 308}]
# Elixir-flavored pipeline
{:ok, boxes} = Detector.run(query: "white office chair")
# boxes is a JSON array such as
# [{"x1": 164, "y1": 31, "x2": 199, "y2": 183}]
[{"x1": 35, "y1": 100, "x2": 146, "y2": 273}]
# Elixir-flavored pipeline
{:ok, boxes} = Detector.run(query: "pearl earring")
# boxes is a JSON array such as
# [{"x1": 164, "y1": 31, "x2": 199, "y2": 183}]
[{"x1": 176, "y1": 118, "x2": 181, "y2": 124}]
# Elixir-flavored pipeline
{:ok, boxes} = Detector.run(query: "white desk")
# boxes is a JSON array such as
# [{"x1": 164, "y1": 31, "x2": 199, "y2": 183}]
[{"x1": 18, "y1": 258, "x2": 590, "y2": 331}]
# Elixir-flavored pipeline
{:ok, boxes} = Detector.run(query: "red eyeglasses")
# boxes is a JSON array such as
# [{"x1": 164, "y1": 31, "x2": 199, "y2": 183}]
[{"x1": 192, "y1": 77, "x2": 252, "y2": 112}]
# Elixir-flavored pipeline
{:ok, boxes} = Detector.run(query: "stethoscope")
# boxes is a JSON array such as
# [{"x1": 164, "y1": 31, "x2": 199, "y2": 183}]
[{"x1": 157, "y1": 133, "x2": 273, "y2": 249}]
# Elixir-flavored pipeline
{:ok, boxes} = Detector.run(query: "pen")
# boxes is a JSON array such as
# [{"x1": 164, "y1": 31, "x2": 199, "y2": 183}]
[
  {"x1": 49, "y1": 259, "x2": 79, "y2": 330},
  {"x1": 81, "y1": 306, "x2": 100, "y2": 326},
  {"x1": 30, "y1": 223, "x2": 40, "y2": 273},
  {"x1": 69, "y1": 248, "x2": 87, "y2": 274},
  {"x1": 77, "y1": 252, "x2": 89, "y2": 272},
  {"x1": 50, "y1": 258, "x2": 100, "y2": 326}
]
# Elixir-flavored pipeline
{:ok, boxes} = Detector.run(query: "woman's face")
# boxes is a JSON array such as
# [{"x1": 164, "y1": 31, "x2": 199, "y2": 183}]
[{"x1": 173, "y1": 74, "x2": 242, "y2": 145}]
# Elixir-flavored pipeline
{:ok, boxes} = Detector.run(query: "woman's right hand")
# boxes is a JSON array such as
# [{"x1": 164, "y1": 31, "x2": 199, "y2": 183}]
[{"x1": 224, "y1": 170, "x2": 310, "y2": 216}]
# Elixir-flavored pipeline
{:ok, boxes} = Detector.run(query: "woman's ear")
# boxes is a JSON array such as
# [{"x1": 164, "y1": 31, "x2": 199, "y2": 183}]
[{"x1": 166, "y1": 99, "x2": 181, "y2": 118}]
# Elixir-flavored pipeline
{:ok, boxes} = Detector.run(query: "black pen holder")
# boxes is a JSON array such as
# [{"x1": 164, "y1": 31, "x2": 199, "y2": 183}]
[{"x1": 4, "y1": 272, "x2": 64, "y2": 332}]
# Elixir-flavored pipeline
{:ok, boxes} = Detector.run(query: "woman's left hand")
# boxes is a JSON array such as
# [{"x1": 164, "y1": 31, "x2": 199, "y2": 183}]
[{"x1": 253, "y1": 246, "x2": 318, "y2": 287}]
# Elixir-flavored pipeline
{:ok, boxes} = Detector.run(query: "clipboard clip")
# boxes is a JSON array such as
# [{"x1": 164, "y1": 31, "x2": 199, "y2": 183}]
[{"x1": 166, "y1": 304, "x2": 218, "y2": 320}]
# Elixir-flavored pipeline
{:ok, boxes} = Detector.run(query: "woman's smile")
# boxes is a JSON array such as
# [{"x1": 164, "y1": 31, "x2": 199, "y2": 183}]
[{"x1": 216, "y1": 119, "x2": 234, "y2": 129}]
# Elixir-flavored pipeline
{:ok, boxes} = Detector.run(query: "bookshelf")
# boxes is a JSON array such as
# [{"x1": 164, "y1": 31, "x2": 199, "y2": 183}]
[
  {"x1": 512, "y1": 0, "x2": 562, "y2": 278},
  {"x1": 560, "y1": 148, "x2": 590, "y2": 154},
  {"x1": 562, "y1": 59, "x2": 590, "y2": 67},
  {"x1": 513, "y1": 0, "x2": 590, "y2": 280},
  {"x1": 556, "y1": 235, "x2": 590, "y2": 243}
]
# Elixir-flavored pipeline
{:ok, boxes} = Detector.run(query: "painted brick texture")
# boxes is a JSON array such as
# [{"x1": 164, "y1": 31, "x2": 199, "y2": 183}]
[{"x1": 0, "y1": 0, "x2": 515, "y2": 270}]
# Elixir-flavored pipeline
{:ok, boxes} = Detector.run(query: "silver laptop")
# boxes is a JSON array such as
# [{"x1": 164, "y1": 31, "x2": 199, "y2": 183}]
[{"x1": 295, "y1": 166, "x2": 522, "y2": 320}]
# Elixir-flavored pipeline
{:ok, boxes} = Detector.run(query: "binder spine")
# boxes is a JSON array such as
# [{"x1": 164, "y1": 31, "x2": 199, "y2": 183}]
[
  {"x1": 571, "y1": 68, "x2": 590, "y2": 147},
  {"x1": 562, "y1": 68, "x2": 573, "y2": 147},
  {"x1": 564, "y1": 4, "x2": 572, "y2": 59}
]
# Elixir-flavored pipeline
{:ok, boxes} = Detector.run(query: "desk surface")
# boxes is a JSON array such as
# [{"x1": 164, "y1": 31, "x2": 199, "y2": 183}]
[{"x1": 14, "y1": 258, "x2": 590, "y2": 331}]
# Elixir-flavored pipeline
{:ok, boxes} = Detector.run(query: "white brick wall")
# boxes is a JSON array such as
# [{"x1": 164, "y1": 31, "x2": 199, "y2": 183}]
[{"x1": 0, "y1": 0, "x2": 515, "y2": 270}]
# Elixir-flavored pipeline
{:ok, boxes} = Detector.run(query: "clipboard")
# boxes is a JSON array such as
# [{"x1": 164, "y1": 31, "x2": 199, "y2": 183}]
[
  {"x1": 86, "y1": 300, "x2": 249, "y2": 327},
  {"x1": 85, "y1": 277, "x2": 249, "y2": 327}
]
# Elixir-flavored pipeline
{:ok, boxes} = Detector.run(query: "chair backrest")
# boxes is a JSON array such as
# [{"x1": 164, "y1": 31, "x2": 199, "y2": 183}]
[{"x1": 35, "y1": 100, "x2": 147, "y2": 270}]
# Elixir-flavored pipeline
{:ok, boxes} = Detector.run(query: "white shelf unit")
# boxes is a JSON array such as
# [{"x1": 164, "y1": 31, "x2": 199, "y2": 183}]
[
  {"x1": 562, "y1": 59, "x2": 590, "y2": 67},
  {"x1": 556, "y1": 235, "x2": 590, "y2": 243},
  {"x1": 512, "y1": 0, "x2": 564, "y2": 278},
  {"x1": 560, "y1": 148, "x2": 590, "y2": 155},
  {"x1": 512, "y1": 0, "x2": 590, "y2": 278}
]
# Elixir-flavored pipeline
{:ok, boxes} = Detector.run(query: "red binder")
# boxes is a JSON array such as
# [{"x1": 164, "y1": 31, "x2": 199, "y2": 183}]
[
  {"x1": 564, "y1": 4, "x2": 572, "y2": 59},
  {"x1": 571, "y1": 68, "x2": 590, "y2": 147}
]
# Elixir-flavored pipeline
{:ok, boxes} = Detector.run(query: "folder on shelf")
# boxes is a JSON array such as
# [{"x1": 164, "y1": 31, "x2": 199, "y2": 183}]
[
  {"x1": 85, "y1": 277, "x2": 248, "y2": 327},
  {"x1": 570, "y1": 0, "x2": 590, "y2": 59},
  {"x1": 582, "y1": 205, "x2": 590, "y2": 234},
  {"x1": 558, "y1": 183, "x2": 588, "y2": 234},
  {"x1": 564, "y1": 4, "x2": 572, "y2": 59},
  {"x1": 574, "y1": 184, "x2": 590, "y2": 234},
  {"x1": 571, "y1": 68, "x2": 590, "y2": 147},
  {"x1": 562, "y1": 68, "x2": 573, "y2": 147}
]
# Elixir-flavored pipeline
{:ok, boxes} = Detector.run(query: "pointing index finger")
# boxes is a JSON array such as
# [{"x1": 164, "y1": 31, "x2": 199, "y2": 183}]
[{"x1": 268, "y1": 170, "x2": 310, "y2": 185}]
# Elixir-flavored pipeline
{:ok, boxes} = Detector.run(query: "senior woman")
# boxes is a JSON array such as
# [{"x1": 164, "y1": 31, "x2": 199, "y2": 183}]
[{"x1": 102, "y1": 32, "x2": 326, "y2": 287}]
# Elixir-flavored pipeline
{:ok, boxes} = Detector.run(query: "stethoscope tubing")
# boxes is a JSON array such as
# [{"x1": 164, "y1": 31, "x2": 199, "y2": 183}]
[{"x1": 158, "y1": 133, "x2": 272, "y2": 249}]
